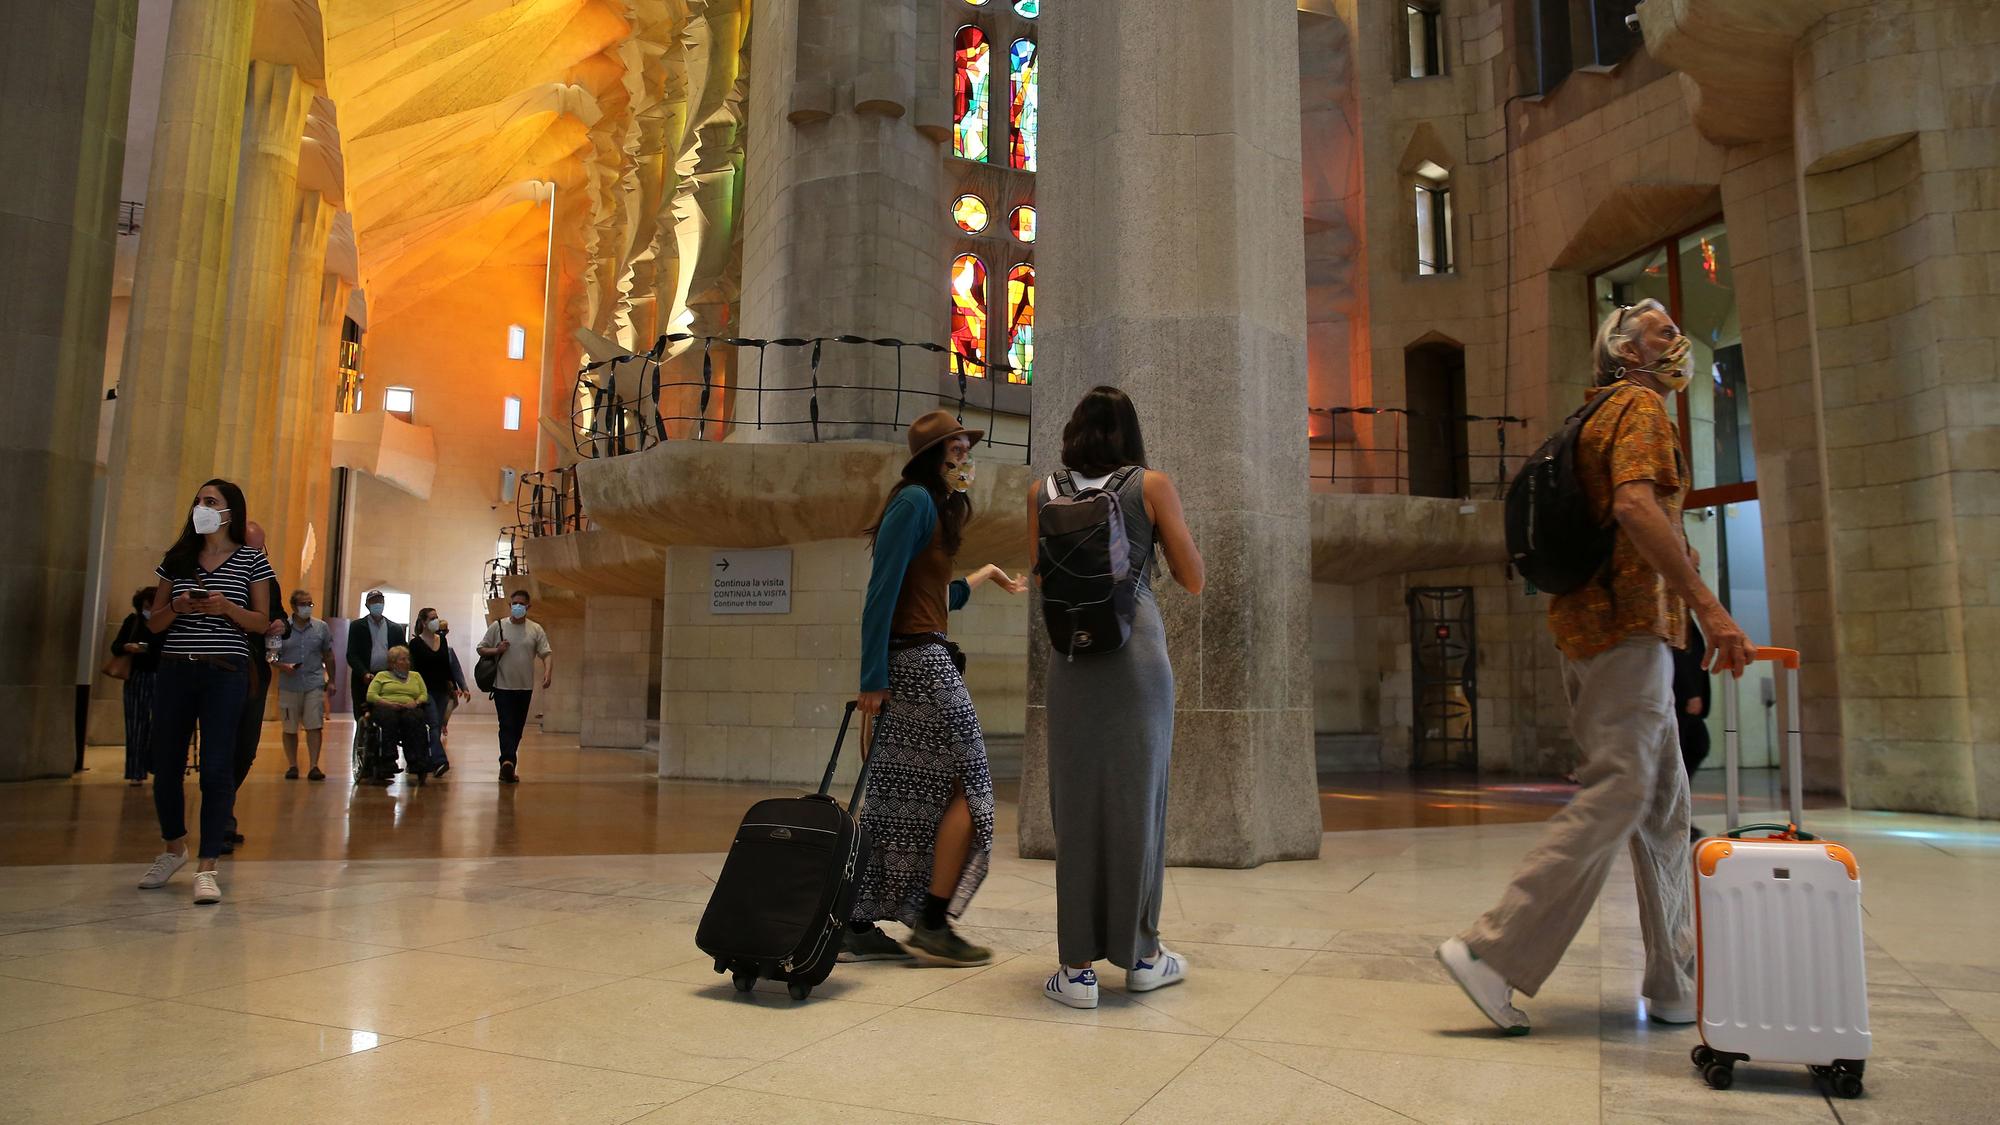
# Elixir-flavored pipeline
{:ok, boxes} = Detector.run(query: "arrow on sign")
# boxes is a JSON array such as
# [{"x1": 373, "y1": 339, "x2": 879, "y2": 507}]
[{"x1": 715, "y1": 558, "x2": 731, "y2": 572}]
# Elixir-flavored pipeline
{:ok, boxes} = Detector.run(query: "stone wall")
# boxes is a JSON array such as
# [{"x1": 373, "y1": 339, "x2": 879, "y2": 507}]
[{"x1": 580, "y1": 594, "x2": 660, "y2": 749}]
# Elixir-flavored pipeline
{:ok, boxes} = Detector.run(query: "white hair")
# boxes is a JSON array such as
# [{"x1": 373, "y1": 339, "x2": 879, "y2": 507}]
[{"x1": 1593, "y1": 297, "x2": 1669, "y2": 386}]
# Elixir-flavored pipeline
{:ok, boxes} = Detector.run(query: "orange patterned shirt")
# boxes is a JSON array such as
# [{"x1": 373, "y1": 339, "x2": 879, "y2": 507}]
[{"x1": 1548, "y1": 382, "x2": 1688, "y2": 661}]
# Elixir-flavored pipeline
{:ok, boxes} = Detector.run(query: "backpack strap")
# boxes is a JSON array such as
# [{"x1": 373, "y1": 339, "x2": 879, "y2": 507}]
[
  {"x1": 1105, "y1": 466, "x2": 1140, "y2": 495},
  {"x1": 1053, "y1": 470, "x2": 1078, "y2": 498}
]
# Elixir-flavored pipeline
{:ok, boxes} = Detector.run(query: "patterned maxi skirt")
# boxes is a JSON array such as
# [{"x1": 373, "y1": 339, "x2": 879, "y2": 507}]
[
  {"x1": 849, "y1": 643, "x2": 997, "y2": 927},
  {"x1": 122, "y1": 672, "x2": 156, "y2": 781}
]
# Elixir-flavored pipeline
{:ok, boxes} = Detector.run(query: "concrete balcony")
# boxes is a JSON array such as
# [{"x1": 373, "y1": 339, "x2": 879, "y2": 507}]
[{"x1": 331, "y1": 410, "x2": 436, "y2": 499}]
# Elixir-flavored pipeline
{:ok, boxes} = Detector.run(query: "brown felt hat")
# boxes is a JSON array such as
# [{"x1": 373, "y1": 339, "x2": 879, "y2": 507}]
[{"x1": 904, "y1": 409, "x2": 983, "y2": 474}]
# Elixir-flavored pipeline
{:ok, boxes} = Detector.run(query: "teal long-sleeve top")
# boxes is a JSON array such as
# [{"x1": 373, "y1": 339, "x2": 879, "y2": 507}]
[{"x1": 861, "y1": 485, "x2": 971, "y2": 692}]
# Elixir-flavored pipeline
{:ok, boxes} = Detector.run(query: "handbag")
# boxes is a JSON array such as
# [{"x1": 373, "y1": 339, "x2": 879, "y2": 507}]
[{"x1": 101, "y1": 653, "x2": 133, "y2": 681}]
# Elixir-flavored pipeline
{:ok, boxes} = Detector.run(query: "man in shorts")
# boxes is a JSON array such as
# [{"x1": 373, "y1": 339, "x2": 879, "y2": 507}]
[{"x1": 275, "y1": 589, "x2": 336, "y2": 780}]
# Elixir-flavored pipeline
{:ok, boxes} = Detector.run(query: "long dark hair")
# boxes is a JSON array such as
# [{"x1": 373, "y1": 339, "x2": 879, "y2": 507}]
[
  {"x1": 130, "y1": 586, "x2": 153, "y2": 614},
  {"x1": 160, "y1": 479, "x2": 248, "y2": 579},
  {"x1": 1061, "y1": 385, "x2": 1149, "y2": 476},
  {"x1": 867, "y1": 443, "x2": 971, "y2": 557}
]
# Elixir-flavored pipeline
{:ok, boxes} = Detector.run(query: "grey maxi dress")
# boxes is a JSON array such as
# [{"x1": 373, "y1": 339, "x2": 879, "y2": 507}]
[{"x1": 1044, "y1": 468, "x2": 1174, "y2": 969}]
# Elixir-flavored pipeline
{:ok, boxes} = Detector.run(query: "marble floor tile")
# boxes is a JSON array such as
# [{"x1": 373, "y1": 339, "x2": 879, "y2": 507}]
[
  {"x1": 1227, "y1": 972, "x2": 1603, "y2": 1070},
  {"x1": 234, "y1": 893, "x2": 574, "y2": 948},
  {"x1": 726, "y1": 1006, "x2": 1211, "y2": 1124},
  {"x1": 631, "y1": 1086, "x2": 974, "y2": 1124},
  {"x1": 121, "y1": 1038, "x2": 698, "y2": 1125},
  {"x1": 0, "y1": 999, "x2": 383, "y2": 1123},
  {"x1": 178, "y1": 949, "x2": 621, "y2": 1037},
  {"x1": 1126, "y1": 1039, "x2": 1410, "y2": 1124},
  {"x1": 0, "y1": 974, "x2": 144, "y2": 1032},
  {"x1": 425, "y1": 910, "x2": 703, "y2": 976},
  {"x1": 1244, "y1": 1039, "x2": 1604, "y2": 1124},
  {"x1": 426, "y1": 974, "x2": 892, "y2": 1085},
  {"x1": 906, "y1": 950, "x2": 1259, "y2": 1037},
  {"x1": 653, "y1": 943, "x2": 999, "y2": 1009},
  {"x1": 0, "y1": 927, "x2": 399, "y2": 999}
]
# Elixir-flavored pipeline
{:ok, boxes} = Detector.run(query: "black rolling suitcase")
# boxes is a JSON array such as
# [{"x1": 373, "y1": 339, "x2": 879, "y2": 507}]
[{"x1": 696, "y1": 701, "x2": 875, "y2": 1001}]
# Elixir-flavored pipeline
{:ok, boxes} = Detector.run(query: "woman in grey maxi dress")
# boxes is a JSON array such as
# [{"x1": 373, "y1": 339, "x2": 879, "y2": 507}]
[{"x1": 1045, "y1": 468, "x2": 1176, "y2": 970}]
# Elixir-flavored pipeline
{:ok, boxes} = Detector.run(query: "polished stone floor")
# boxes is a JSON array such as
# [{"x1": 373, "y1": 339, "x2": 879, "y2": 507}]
[{"x1": 2, "y1": 724, "x2": 1994, "y2": 1122}]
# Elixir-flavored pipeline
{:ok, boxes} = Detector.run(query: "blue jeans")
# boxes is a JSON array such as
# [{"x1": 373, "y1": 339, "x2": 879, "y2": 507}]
[
  {"x1": 493, "y1": 689, "x2": 532, "y2": 764},
  {"x1": 151, "y1": 655, "x2": 249, "y2": 859},
  {"x1": 425, "y1": 697, "x2": 449, "y2": 766}
]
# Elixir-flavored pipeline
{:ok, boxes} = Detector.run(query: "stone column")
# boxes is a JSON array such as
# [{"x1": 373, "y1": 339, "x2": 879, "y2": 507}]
[
  {"x1": 580, "y1": 595, "x2": 657, "y2": 748},
  {"x1": 537, "y1": 615, "x2": 584, "y2": 734},
  {"x1": 269, "y1": 190, "x2": 333, "y2": 585},
  {"x1": 101, "y1": 0, "x2": 253, "y2": 629},
  {"x1": 0, "y1": 0, "x2": 137, "y2": 779},
  {"x1": 1023, "y1": 1, "x2": 1322, "y2": 866},
  {"x1": 299, "y1": 262, "x2": 353, "y2": 593},
  {"x1": 213, "y1": 61, "x2": 311, "y2": 509},
  {"x1": 731, "y1": 0, "x2": 943, "y2": 440}
]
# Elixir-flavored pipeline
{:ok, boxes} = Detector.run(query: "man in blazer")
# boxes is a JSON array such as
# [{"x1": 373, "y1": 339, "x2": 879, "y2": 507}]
[{"x1": 345, "y1": 589, "x2": 408, "y2": 723}]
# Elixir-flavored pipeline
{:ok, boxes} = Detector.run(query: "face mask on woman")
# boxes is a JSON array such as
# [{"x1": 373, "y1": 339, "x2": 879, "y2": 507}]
[
  {"x1": 190, "y1": 505, "x2": 229, "y2": 535},
  {"x1": 426, "y1": 619, "x2": 441, "y2": 634},
  {"x1": 944, "y1": 459, "x2": 976, "y2": 494}
]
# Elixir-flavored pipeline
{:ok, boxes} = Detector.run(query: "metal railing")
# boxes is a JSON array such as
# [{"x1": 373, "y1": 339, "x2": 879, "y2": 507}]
[
  {"x1": 569, "y1": 333, "x2": 1031, "y2": 462},
  {"x1": 117, "y1": 200, "x2": 143, "y2": 236},
  {"x1": 482, "y1": 525, "x2": 532, "y2": 602},
  {"x1": 516, "y1": 467, "x2": 588, "y2": 538},
  {"x1": 1309, "y1": 406, "x2": 1529, "y2": 499}
]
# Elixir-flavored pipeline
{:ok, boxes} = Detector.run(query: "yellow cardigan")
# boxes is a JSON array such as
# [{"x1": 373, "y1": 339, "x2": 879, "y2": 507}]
[{"x1": 366, "y1": 669, "x2": 429, "y2": 708}]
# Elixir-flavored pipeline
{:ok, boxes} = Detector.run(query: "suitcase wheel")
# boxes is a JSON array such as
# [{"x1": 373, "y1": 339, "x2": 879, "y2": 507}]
[
  {"x1": 787, "y1": 981, "x2": 812, "y2": 1002},
  {"x1": 712, "y1": 958, "x2": 729, "y2": 975},
  {"x1": 1702, "y1": 1061, "x2": 1734, "y2": 1091},
  {"x1": 1813, "y1": 1061, "x2": 1865, "y2": 1099},
  {"x1": 1690, "y1": 1045, "x2": 1713, "y2": 1068},
  {"x1": 731, "y1": 971, "x2": 756, "y2": 993}
]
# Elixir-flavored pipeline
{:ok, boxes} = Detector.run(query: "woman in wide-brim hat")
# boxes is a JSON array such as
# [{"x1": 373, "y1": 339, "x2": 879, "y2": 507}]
[{"x1": 841, "y1": 410, "x2": 1026, "y2": 967}]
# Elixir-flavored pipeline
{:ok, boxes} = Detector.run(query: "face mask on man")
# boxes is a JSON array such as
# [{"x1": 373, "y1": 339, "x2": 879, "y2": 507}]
[
  {"x1": 190, "y1": 506, "x2": 229, "y2": 536},
  {"x1": 1631, "y1": 334, "x2": 1693, "y2": 394},
  {"x1": 944, "y1": 459, "x2": 976, "y2": 494},
  {"x1": 510, "y1": 603, "x2": 528, "y2": 621},
  {"x1": 294, "y1": 605, "x2": 313, "y2": 623},
  {"x1": 367, "y1": 601, "x2": 385, "y2": 618}
]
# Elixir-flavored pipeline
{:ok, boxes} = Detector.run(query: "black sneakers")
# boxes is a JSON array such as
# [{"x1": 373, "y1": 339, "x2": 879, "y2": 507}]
[
  {"x1": 838, "y1": 925, "x2": 914, "y2": 963},
  {"x1": 904, "y1": 923, "x2": 993, "y2": 967},
  {"x1": 499, "y1": 761, "x2": 518, "y2": 784}
]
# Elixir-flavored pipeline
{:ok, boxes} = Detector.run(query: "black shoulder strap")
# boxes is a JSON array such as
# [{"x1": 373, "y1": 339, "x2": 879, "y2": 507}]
[
  {"x1": 1106, "y1": 466, "x2": 1140, "y2": 494},
  {"x1": 1053, "y1": 470, "x2": 1077, "y2": 498}
]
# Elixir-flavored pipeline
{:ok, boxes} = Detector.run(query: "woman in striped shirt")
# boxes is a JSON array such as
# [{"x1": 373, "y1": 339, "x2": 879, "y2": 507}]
[{"x1": 136, "y1": 479, "x2": 276, "y2": 905}]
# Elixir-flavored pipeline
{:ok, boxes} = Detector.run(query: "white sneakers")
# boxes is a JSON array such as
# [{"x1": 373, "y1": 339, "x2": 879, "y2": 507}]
[
  {"x1": 1126, "y1": 947, "x2": 1187, "y2": 993},
  {"x1": 1045, "y1": 966, "x2": 1099, "y2": 1009},
  {"x1": 1045, "y1": 946, "x2": 1189, "y2": 1010},
  {"x1": 137, "y1": 851, "x2": 187, "y2": 890},
  {"x1": 1436, "y1": 938, "x2": 1530, "y2": 1035},
  {"x1": 192, "y1": 870, "x2": 222, "y2": 905},
  {"x1": 1645, "y1": 994, "x2": 1697, "y2": 1025}
]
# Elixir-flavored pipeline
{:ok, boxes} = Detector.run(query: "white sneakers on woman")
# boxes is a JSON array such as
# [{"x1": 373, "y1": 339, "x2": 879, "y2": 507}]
[
  {"x1": 137, "y1": 851, "x2": 187, "y2": 889},
  {"x1": 192, "y1": 870, "x2": 222, "y2": 905},
  {"x1": 1045, "y1": 946, "x2": 1188, "y2": 1010},
  {"x1": 1045, "y1": 966, "x2": 1099, "y2": 1009}
]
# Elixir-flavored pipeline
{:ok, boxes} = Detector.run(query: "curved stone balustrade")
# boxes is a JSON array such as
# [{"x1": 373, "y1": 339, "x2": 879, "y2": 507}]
[
  {"x1": 521, "y1": 528, "x2": 666, "y2": 598},
  {"x1": 1310, "y1": 494, "x2": 1506, "y2": 585}
]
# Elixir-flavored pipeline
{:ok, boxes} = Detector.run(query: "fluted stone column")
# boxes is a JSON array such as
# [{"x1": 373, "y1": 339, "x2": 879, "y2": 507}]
[
  {"x1": 101, "y1": 0, "x2": 253, "y2": 627},
  {"x1": 1021, "y1": 1, "x2": 1321, "y2": 866},
  {"x1": 298, "y1": 269, "x2": 351, "y2": 593},
  {"x1": 269, "y1": 190, "x2": 333, "y2": 585},
  {"x1": 213, "y1": 61, "x2": 311, "y2": 513},
  {"x1": 732, "y1": 0, "x2": 943, "y2": 439},
  {"x1": 0, "y1": 0, "x2": 137, "y2": 779}
]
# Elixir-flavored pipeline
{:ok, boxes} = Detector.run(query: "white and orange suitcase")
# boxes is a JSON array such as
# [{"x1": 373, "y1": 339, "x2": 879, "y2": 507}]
[{"x1": 1691, "y1": 647, "x2": 1870, "y2": 1098}]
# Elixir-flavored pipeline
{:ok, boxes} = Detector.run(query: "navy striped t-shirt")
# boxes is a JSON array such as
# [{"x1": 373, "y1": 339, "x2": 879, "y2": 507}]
[{"x1": 154, "y1": 546, "x2": 278, "y2": 658}]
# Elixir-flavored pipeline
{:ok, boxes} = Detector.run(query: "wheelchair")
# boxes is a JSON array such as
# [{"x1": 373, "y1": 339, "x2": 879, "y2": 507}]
[{"x1": 352, "y1": 701, "x2": 434, "y2": 787}]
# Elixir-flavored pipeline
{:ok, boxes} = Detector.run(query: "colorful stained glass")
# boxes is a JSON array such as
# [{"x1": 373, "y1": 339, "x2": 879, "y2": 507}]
[
  {"x1": 954, "y1": 27, "x2": 990, "y2": 162},
  {"x1": 1008, "y1": 39, "x2": 1037, "y2": 171},
  {"x1": 1006, "y1": 263, "x2": 1034, "y2": 384},
  {"x1": 953, "y1": 194, "x2": 990, "y2": 234},
  {"x1": 1015, "y1": 0, "x2": 1040, "y2": 16},
  {"x1": 950, "y1": 254, "x2": 988, "y2": 379},
  {"x1": 1008, "y1": 205, "x2": 1036, "y2": 242}
]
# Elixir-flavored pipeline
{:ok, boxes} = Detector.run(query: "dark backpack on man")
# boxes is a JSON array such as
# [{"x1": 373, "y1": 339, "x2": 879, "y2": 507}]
[
  {"x1": 1504, "y1": 384, "x2": 1638, "y2": 596},
  {"x1": 1036, "y1": 468, "x2": 1140, "y2": 658}
]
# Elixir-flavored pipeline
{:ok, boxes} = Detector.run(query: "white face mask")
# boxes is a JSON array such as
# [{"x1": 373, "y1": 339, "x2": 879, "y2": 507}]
[
  {"x1": 190, "y1": 505, "x2": 228, "y2": 535},
  {"x1": 426, "y1": 620, "x2": 441, "y2": 634},
  {"x1": 294, "y1": 606, "x2": 312, "y2": 622}
]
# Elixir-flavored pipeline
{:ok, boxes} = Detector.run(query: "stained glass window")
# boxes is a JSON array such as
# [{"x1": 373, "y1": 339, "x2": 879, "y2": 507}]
[
  {"x1": 1006, "y1": 263, "x2": 1034, "y2": 384},
  {"x1": 1015, "y1": 0, "x2": 1040, "y2": 16},
  {"x1": 1008, "y1": 39, "x2": 1037, "y2": 172},
  {"x1": 950, "y1": 254, "x2": 988, "y2": 379},
  {"x1": 953, "y1": 194, "x2": 990, "y2": 234},
  {"x1": 953, "y1": 27, "x2": 990, "y2": 162},
  {"x1": 1008, "y1": 205, "x2": 1036, "y2": 242}
]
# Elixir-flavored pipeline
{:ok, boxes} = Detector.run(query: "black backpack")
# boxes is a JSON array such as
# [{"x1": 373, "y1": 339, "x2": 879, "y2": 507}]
[
  {"x1": 1505, "y1": 384, "x2": 1637, "y2": 596},
  {"x1": 1036, "y1": 468, "x2": 1140, "y2": 658}
]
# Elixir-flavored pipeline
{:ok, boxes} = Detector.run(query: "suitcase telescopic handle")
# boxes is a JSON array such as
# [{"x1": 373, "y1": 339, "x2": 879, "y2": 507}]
[
  {"x1": 816, "y1": 700, "x2": 879, "y2": 810},
  {"x1": 1722, "y1": 648, "x2": 1804, "y2": 834}
]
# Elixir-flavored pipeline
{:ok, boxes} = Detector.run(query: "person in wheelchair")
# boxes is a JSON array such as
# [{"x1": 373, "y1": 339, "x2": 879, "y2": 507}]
[{"x1": 365, "y1": 645, "x2": 434, "y2": 782}]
